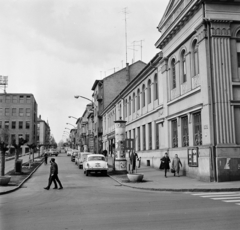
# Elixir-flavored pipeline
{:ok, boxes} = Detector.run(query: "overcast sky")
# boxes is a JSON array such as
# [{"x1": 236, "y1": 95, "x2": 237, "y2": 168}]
[{"x1": 0, "y1": 0, "x2": 169, "y2": 142}]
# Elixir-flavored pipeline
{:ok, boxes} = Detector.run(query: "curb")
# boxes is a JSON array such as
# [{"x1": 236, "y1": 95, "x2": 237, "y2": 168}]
[
  {"x1": 108, "y1": 175, "x2": 240, "y2": 192},
  {"x1": 0, "y1": 159, "x2": 44, "y2": 195}
]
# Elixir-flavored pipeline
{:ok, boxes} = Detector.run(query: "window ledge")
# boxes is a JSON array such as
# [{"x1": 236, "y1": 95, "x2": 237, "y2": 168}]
[{"x1": 167, "y1": 86, "x2": 200, "y2": 106}]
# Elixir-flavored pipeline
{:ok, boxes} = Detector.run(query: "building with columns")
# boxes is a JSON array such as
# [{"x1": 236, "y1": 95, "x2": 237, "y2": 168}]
[{"x1": 102, "y1": 0, "x2": 240, "y2": 182}]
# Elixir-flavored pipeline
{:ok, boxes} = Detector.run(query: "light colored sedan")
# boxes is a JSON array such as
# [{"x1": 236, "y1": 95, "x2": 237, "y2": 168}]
[
  {"x1": 76, "y1": 152, "x2": 90, "y2": 169},
  {"x1": 67, "y1": 149, "x2": 73, "y2": 156},
  {"x1": 83, "y1": 154, "x2": 108, "y2": 176}
]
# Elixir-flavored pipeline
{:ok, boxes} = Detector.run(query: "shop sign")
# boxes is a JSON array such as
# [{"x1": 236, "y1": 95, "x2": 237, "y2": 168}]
[{"x1": 188, "y1": 147, "x2": 199, "y2": 167}]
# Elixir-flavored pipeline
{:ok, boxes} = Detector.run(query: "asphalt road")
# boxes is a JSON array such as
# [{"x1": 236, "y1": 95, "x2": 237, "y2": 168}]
[{"x1": 0, "y1": 154, "x2": 239, "y2": 230}]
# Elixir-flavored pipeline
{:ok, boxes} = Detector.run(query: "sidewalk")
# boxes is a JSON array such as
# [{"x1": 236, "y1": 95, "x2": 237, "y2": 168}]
[{"x1": 107, "y1": 158, "x2": 240, "y2": 192}]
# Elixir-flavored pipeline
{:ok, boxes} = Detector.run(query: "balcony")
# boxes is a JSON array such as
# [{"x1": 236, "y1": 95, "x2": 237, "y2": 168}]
[
  {"x1": 98, "y1": 127, "x2": 103, "y2": 134},
  {"x1": 97, "y1": 111, "x2": 102, "y2": 118},
  {"x1": 97, "y1": 95, "x2": 103, "y2": 101}
]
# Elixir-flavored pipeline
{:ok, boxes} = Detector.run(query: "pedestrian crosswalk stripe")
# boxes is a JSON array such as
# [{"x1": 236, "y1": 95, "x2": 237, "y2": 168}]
[
  {"x1": 223, "y1": 200, "x2": 240, "y2": 203},
  {"x1": 191, "y1": 192, "x2": 237, "y2": 196},
  {"x1": 212, "y1": 197, "x2": 240, "y2": 200},
  {"x1": 191, "y1": 192, "x2": 240, "y2": 206},
  {"x1": 202, "y1": 193, "x2": 240, "y2": 198}
]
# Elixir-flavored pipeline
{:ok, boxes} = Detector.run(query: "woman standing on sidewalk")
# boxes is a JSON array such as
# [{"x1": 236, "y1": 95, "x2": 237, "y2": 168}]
[
  {"x1": 160, "y1": 152, "x2": 171, "y2": 178},
  {"x1": 171, "y1": 154, "x2": 182, "y2": 177}
]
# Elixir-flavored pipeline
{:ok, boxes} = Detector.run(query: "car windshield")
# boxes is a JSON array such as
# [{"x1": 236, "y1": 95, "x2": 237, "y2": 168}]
[{"x1": 88, "y1": 156, "x2": 105, "y2": 161}]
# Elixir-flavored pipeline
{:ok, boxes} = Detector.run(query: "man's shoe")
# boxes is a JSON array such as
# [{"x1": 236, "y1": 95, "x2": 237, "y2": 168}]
[
  {"x1": 58, "y1": 187, "x2": 63, "y2": 190},
  {"x1": 44, "y1": 187, "x2": 49, "y2": 190},
  {"x1": 53, "y1": 187, "x2": 58, "y2": 189}
]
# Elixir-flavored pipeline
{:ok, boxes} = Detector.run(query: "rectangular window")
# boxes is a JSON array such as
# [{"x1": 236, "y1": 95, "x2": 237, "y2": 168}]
[
  {"x1": 0, "y1": 121, "x2": 2, "y2": 129},
  {"x1": 26, "y1": 108, "x2": 31, "y2": 117},
  {"x1": 193, "y1": 112, "x2": 202, "y2": 146},
  {"x1": 129, "y1": 131, "x2": 131, "y2": 139},
  {"x1": 156, "y1": 123, "x2": 159, "y2": 149},
  {"x1": 148, "y1": 123, "x2": 152, "y2": 150},
  {"x1": 19, "y1": 108, "x2": 24, "y2": 117},
  {"x1": 26, "y1": 121, "x2": 30, "y2": 129},
  {"x1": 19, "y1": 121, "x2": 23, "y2": 129},
  {"x1": 19, "y1": 96, "x2": 24, "y2": 103},
  {"x1": 138, "y1": 127, "x2": 141, "y2": 151},
  {"x1": 12, "y1": 121, "x2": 16, "y2": 129},
  {"x1": 13, "y1": 96, "x2": 18, "y2": 103},
  {"x1": 26, "y1": 96, "x2": 31, "y2": 103},
  {"x1": 5, "y1": 96, "x2": 10, "y2": 103},
  {"x1": 183, "y1": 58, "x2": 187, "y2": 83},
  {"x1": 5, "y1": 108, "x2": 9, "y2": 116},
  {"x1": 172, "y1": 119, "x2": 178, "y2": 148},
  {"x1": 12, "y1": 108, "x2": 16, "y2": 116},
  {"x1": 181, "y1": 116, "x2": 189, "y2": 147},
  {"x1": 5, "y1": 121, "x2": 9, "y2": 129},
  {"x1": 143, "y1": 125, "x2": 146, "y2": 150},
  {"x1": 133, "y1": 129, "x2": 136, "y2": 151}
]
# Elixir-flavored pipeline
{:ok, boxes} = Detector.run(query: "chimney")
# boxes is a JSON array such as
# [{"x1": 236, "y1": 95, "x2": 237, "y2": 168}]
[{"x1": 126, "y1": 63, "x2": 130, "y2": 83}]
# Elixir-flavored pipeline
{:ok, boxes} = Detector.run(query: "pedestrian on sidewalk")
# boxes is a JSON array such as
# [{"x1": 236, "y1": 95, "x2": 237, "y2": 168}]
[
  {"x1": 44, "y1": 152, "x2": 48, "y2": 164},
  {"x1": 160, "y1": 152, "x2": 171, "y2": 178},
  {"x1": 44, "y1": 158, "x2": 63, "y2": 190},
  {"x1": 171, "y1": 154, "x2": 182, "y2": 177}
]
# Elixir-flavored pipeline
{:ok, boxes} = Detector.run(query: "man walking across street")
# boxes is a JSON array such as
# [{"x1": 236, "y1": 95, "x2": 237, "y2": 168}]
[{"x1": 44, "y1": 158, "x2": 63, "y2": 190}]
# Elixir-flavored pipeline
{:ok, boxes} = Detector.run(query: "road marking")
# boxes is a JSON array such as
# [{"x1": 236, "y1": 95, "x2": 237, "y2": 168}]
[
  {"x1": 202, "y1": 193, "x2": 240, "y2": 198},
  {"x1": 192, "y1": 192, "x2": 237, "y2": 196},
  {"x1": 223, "y1": 200, "x2": 240, "y2": 203},
  {"x1": 211, "y1": 197, "x2": 240, "y2": 200},
  {"x1": 191, "y1": 192, "x2": 240, "y2": 206}
]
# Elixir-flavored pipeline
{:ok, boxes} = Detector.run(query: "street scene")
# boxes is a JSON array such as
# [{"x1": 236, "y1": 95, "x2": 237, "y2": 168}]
[{"x1": 1, "y1": 0, "x2": 240, "y2": 229}]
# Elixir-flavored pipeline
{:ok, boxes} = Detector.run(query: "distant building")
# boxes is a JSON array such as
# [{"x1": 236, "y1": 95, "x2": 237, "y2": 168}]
[
  {"x1": 37, "y1": 115, "x2": 50, "y2": 147},
  {"x1": 91, "y1": 61, "x2": 146, "y2": 154},
  {"x1": 0, "y1": 93, "x2": 38, "y2": 153}
]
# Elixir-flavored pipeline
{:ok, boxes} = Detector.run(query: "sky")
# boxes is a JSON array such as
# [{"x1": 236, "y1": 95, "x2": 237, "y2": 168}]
[{"x1": 0, "y1": 0, "x2": 169, "y2": 142}]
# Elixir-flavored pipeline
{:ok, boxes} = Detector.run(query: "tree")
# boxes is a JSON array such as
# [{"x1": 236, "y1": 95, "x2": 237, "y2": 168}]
[
  {"x1": 0, "y1": 128, "x2": 9, "y2": 176},
  {"x1": 12, "y1": 138, "x2": 28, "y2": 172}
]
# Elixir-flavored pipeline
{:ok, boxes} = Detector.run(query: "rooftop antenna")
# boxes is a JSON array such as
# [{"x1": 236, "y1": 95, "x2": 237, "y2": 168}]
[
  {"x1": 122, "y1": 7, "x2": 129, "y2": 64},
  {"x1": 128, "y1": 45, "x2": 138, "y2": 63},
  {"x1": 0, "y1": 76, "x2": 8, "y2": 93},
  {"x1": 133, "y1": 40, "x2": 145, "y2": 61}
]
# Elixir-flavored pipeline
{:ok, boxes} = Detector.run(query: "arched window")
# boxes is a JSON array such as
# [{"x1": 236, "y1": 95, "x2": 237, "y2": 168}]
[
  {"x1": 181, "y1": 50, "x2": 187, "y2": 83},
  {"x1": 125, "y1": 99, "x2": 128, "y2": 118},
  {"x1": 192, "y1": 40, "x2": 199, "y2": 76},
  {"x1": 129, "y1": 96, "x2": 131, "y2": 116},
  {"x1": 119, "y1": 104, "x2": 122, "y2": 118},
  {"x1": 237, "y1": 30, "x2": 240, "y2": 78},
  {"x1": 171, "y1": 59, "x2": 176, "y2": 89},
  {"x1": 133, "y1": 92, "x2": 136, "y2": 113},
  {"x1": 142, "y1": 84, "x2": 145, "y2": 107},
  {"x1": 148, "y1": 80, "x2": 151, "y2": 104},
  {"x1": 137, "y1": 89, "x2": 140, "y2": 110},
  {"x1": 154, "y1": 74, "x2": 158, "y2": 100}
]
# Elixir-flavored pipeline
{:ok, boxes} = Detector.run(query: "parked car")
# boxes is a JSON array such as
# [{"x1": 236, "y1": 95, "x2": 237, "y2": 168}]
[
  {"x1": 76, "y1": 152, "x2": 90, "y2": 169},
  {"x1": 67, "y1": 149, "x2": 73, "y2": 156},
  {"x1": 83, "y1": 154, "x2": 108, "y2": 176},
  {"x1": 71, "y1": 150, "x2": 80, "y2": 162},
  {"x1": 49, "y1": 149, "x2": 58, "y2": 156}
]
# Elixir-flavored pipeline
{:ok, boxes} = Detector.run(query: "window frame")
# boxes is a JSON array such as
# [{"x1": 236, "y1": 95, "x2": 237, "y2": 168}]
[{"x1": 171, "y1": 58, "x2": 176, "y2": 89}]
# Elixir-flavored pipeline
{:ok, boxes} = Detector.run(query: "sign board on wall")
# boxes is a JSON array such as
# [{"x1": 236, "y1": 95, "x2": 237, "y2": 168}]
[{"x1": 188, "y1": 147, "x2": 199, "y2": 167}]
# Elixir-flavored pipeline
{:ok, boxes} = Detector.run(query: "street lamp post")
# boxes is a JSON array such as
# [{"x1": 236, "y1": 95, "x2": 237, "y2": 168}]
[
  {"x1": 68, "y1": 116, "x2": 78, "y2": 120},
  {"x1": 66, "y1": 123, "x2": 76, "y2": 128},
  {"x1": 74, "y1": 95, "x2": 99, "y2": 154}
]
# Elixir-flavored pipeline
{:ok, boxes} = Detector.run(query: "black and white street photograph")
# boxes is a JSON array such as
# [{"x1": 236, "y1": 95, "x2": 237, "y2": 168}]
[{"x1": 1, "y1": 0, "x2": 240, "y2": 229}]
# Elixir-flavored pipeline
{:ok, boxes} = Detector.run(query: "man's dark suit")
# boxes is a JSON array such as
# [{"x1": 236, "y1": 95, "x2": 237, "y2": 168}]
[{"x1": 45, "y1": 161, "x2": 63, "y2": 189}]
